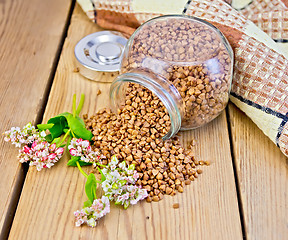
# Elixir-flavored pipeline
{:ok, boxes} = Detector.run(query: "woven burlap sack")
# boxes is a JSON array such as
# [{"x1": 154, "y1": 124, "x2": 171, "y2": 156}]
[{"x1": 77, "y1": 0, "x2": 288, "y2": 157}]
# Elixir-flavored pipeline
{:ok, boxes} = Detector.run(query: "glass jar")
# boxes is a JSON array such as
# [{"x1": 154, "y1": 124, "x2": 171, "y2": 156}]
[{"x1": 110, "y1": 15, "x2": 233, "y2": 140}]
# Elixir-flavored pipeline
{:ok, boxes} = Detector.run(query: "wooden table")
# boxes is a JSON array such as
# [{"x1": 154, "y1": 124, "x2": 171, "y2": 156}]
[{"x1": 0, "y1": 1, "x2": 287, "y2": 239}]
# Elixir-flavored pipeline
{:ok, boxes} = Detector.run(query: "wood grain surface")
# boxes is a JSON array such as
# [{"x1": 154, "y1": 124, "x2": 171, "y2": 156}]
[
  {"x1": 228, "y1": 104, "x2": 288, "y2": 240},
  {"x1": 0, "y1": 0, "x2": 72, "y2": 238},
  {"x1": 8, "y1": 4, "x2": 243, "y2": 240}
]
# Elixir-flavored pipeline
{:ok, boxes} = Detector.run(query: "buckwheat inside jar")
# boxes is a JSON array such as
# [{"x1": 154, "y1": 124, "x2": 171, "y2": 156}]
[{"x1": 111, "y1": 15, "x2": 233, "y2": 134}]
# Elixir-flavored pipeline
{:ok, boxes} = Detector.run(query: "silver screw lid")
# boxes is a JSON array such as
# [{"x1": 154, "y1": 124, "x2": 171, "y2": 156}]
[{"x1": 74, "y1": 31, "x2": 128, "y2": 81}]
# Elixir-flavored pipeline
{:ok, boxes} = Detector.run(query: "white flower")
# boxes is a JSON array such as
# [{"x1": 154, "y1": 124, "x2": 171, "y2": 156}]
[
  {"x1": 87, "y1": 218, "x2": 97, "y2": 227},
  {"x1": 18, "y1": 140, "x2": 64, "y2": 171},
  {"x1": 101, "y1": 156, "x2": 148, "y2": 209},
  {"x1": 40, "y1": 131, "x2": 46, "y2": 138},
  {"x1": 74, "y1": 196, "x2": 110, "y2": 227},
  {"x1": 118, "y1": 161, "x2": 126, "y2": 170},
  {"x1": 4, "y1": 123, "x2": 46, "y2": 148},
  {"x1": 68, "y1": 138, "x2": 100, "y2": 163}
]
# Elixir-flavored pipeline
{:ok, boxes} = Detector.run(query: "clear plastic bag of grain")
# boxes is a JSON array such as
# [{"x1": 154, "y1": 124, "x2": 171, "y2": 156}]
[{"x1": 110, "y1": 15, "x2": 233, "y2": 139}]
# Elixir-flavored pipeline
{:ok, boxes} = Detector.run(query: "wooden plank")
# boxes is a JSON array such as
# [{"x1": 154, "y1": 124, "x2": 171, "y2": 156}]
[
  {"x1": 228, "y1": 103, "x2": 288, "y2": 240},
  {"x1": 0, "y1": 0, "x2": 73, "y2": 237},
  {"x1": 9, "y1": 4, "x2": 243, "y2": 239}
]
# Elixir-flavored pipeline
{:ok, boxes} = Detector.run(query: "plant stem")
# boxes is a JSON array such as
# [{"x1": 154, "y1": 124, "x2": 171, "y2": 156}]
[
  {"x1": 57, "y1": 129, "x2": 71, "y2": 147},
  {"x1": 95, "y1": 162, "x2": 106, "y2": 168},
  {"x1": 66, "y1": 135, "x2": 72, "y2": 151},
  {"x1": 71, "y1": 130, "x2": 76, "y2": 138},
  {"x1": 76, "y1": 94, "x2": 85, "y2": 116},
  {"x1": 97, "y1": 167, "x2": 106, "y2": 182},
  {"x1": 76, "y1": 161, "x2": 88, "y2": 178},
  {"x1": 72, "y1": 94, "x2": 76, "y2": 118}
]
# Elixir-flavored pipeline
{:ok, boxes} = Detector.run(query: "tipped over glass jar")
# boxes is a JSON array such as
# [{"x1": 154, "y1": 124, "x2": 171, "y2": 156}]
[{"x1": 110, "y1": 15, "x2": 233, "y2": 140}]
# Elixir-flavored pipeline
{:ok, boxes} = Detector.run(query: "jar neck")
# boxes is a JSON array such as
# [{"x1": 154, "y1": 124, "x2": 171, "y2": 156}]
[{"x1": 109, "y1": 69, "x2": 183, "y2": 140}]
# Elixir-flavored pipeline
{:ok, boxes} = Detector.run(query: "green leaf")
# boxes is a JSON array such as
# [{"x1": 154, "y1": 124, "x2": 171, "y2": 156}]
[
  {"x1": 67, "y1": 156, "x2": 92, "y2": 167},
  {"x1": 37, "y1": 123, "x2": 54, "y2": 131},
  {"x1": 67, "y1": 156, "x2": 80, "y2": 166},
  {"x1": 45, "y1": 110, "x2": 91, "y2": 141},
  {"x1": 83, "y1": 200, "x2": 92, "y2": 208},
  {"x1": 63, "y1": 128, "x2": 70, "y2": 133},
  {"x1": 75, "y1": 116, "x2": 86, "y2": 127},
  {"x1": 51, "y1": 137, "x2": 61, "y2": 144},
  {"x1": 85, "y1": 173, "x2": 97, "y2": 203},
  {"x1": 66, "y1": 114, "x2": 92, "y2": 140},
  {"x1": 97, "y1": 167, "x2": 106, "y2": 182},
  {"x1": 45, "y1": 134, "x2": 53, "y2": 142},
  {"x1": 47, "y1": 112, "x2": 71, "y2": 139},
  {"x1": 79, "y1": 161, "x2": 92, "y2": 166}
]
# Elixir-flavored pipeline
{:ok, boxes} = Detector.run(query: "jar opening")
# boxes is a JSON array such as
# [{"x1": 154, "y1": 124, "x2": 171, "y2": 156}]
[{"x1": 109, "y1": 70, "x2": 183, "y2": 140}]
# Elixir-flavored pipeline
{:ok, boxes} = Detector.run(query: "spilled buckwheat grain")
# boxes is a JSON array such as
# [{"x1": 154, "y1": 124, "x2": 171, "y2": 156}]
[{"x1": 84, "y1": 83, "x2": 207, "y2": 202}]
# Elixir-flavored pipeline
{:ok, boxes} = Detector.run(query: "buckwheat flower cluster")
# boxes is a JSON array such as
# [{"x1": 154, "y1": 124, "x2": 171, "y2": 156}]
[
  {"x1": 74, "y1": 196, "x2": 110, "y2": 227},
  {"x1": 68, "y1": 138, "x2": 100, "y2": 162},
  {"x1": 101, "y1": 156, "x2": 148, "y2": 209},
  {"x1": 3, "y1": 122, "x2": 46, "y2": 147},
  {"x1": 18, "y1": 141, "x2": 64, "y2": 171}
]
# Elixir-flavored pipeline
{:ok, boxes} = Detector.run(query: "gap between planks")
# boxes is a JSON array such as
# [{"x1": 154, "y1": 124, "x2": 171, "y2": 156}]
[
  {"x1": 225, "y1": 106, "x2": 247, "y2": 239},
  {"x1": 1, "y1": 1, "x2": 76, "y2": 239},
  {"x1": 227, "y1": 103, "x2": 288, "y2": 240}
]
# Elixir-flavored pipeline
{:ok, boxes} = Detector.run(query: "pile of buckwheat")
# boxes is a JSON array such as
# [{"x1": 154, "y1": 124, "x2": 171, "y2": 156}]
[{"x1": 84, "y1": 83, "x2": 209, "y2": 202}]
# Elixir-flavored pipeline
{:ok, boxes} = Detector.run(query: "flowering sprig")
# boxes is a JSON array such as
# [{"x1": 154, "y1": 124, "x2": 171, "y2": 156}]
[
  {"x1": 74, "y1": 154, "x2": 148, "y2": 227},
  {"x1": 68, "y1": 138, "x2": 100, "y2": 163},
  {"x1": 3, "y1": 94, "x2": 92, "y2": 171},
  {"x1": 18, "y1": 140, "x2": 64, "y2": 171},
  {"x1": 4, "y1": 123, "x2": 64, "y2": 171},
  {"x1": 101, "y1": 156, "x2": 148, "y2": 209},
  {"x1": 4, "y1": 122, "x2": 46, "y2": 148},
  {"x1": 74, "y1": 196, "x2": 110, "y2": 227}
]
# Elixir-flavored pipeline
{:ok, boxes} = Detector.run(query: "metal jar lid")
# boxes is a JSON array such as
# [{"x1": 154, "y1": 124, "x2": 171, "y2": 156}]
[{"x1": 74, "y1": 31, "x2": 128, "y2": 81}]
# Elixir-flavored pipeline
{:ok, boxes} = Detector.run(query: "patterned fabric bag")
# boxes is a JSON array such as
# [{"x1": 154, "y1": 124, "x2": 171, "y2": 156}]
[{"x1": 77, "y1": 0, "x2": 288, "y2": 157}]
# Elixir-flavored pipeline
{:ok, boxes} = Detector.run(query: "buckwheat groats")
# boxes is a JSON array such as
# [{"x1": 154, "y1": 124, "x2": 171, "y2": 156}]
[
  {"x1": 78, "y1": 0, "x2": 288, "y2": 159},
  {"x1": 84, "y1": 83, "x2": 208, "y2": 202},
  {"x1": 120, "y1": 16, "x2": 233, "y2": 129}
]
